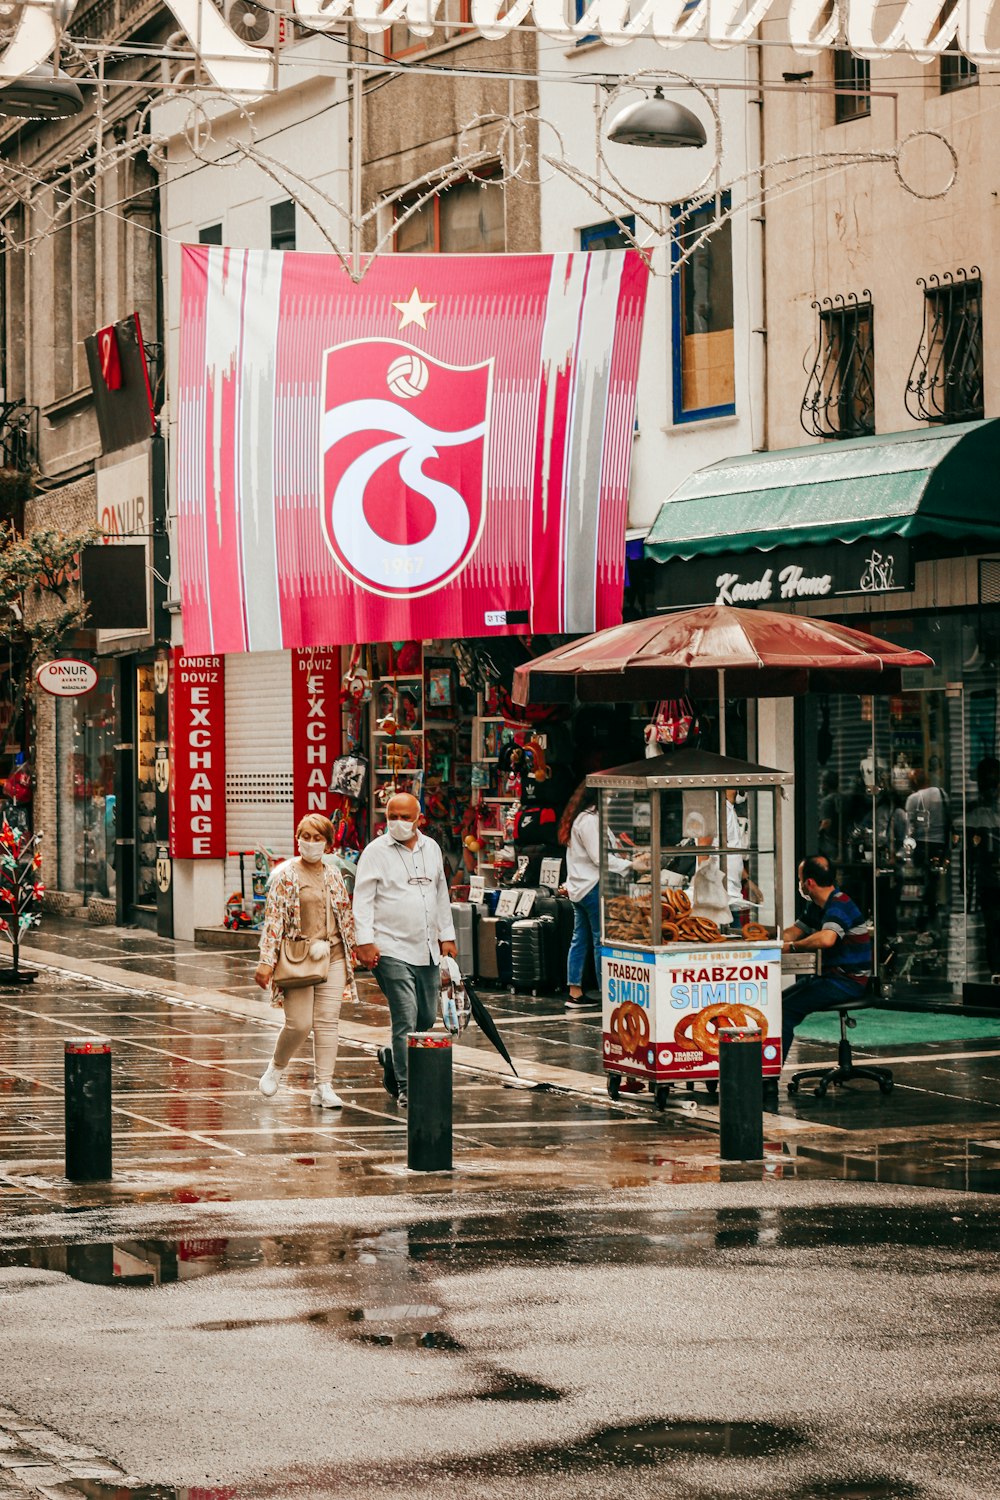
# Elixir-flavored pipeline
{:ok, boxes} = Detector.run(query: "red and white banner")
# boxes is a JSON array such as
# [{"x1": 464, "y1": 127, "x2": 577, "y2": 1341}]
[
  {"x1": 291, "y1": 647, "x2": 342, "y2": 830},
  {"x1": 169, "y1": 651, "x2": 226, "y2": 859},
  {"x1": 177, "y1": 247, "x2": 649, "y2": 653}
]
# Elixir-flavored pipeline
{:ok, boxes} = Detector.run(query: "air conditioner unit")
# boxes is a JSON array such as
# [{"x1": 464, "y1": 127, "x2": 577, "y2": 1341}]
[{"x1": 222, "y1": 0, "x2": 287, "y2": 49}]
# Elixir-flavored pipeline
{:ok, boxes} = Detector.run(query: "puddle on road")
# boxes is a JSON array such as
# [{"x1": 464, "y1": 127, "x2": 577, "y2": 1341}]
[
  {"x1": 3, "y1": 1199, "x2": 1000, "y2": 1291},
  {"x1": 593, "y1": 1418, "x2": 803, "y2": 1461},
  {"x1": 474, "y1": 1372, "x2": 563, "y2": 1402},
  {"x1": 782, "y1": 1481, "x2": 922, "y2": 1499}
]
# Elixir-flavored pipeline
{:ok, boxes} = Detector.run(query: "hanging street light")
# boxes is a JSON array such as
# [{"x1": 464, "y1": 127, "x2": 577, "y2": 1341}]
[
  {"x1": 0, "y1": 66, "x2": 85, "y2": 120},
  {"x1": 607, "y1": 86, "x2": 707, "y2": 149}
]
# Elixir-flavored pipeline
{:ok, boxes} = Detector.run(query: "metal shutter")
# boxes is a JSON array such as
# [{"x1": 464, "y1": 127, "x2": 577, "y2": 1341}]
[{"x1": 224, "y1": 651, "x2": 293, "y2": 900}]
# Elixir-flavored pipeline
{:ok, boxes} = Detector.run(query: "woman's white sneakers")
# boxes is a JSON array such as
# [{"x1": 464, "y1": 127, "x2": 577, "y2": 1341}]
[
  {"x1": 259, "y1": 1065, "x2": 342, "y2": 1108},
  {"x1": 311, "y1": 1083, "x2": 344, "y2": 1109},
  {"x1": 258, "y1": 1061, "x2": 283, "y2": 1097}
]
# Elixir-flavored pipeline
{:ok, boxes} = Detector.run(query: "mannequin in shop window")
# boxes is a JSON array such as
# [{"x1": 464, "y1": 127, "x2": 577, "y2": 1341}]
[
  {"x1": 904, "y1": 770, "x2": 952, "y2": 934},
  {"x1": 966, "y1": 756, "x2": 1000, "y2": 979}
]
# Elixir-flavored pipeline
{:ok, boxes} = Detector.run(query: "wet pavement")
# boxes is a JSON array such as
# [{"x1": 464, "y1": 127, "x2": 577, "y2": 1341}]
[
  {"x1": 1, "y1": 1185, "x2": 1000, "y2": 1498},
  {"x1": 3, "y1": 924, "x2": 1000, "y2": 1496}
]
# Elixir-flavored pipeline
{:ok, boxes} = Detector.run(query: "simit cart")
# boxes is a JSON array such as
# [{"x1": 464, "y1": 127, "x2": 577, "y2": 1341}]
[{"x1": 589, "y1": 747, "x2": 794, "y2": 1111}]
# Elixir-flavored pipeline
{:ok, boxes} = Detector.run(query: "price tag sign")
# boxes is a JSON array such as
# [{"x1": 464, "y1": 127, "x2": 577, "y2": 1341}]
[
  {"x1": 468, "y1": 874, "x2": 486, "y2": 905},
  {"x1": 516, "y1": 889, "x2": 536, "y2": 916},
  {"x1": 539, "y1": 857, "x2": 562, "y2": 890},
  {"x1": 496, "y1": 889, "x2": 519, "y2": 917}
]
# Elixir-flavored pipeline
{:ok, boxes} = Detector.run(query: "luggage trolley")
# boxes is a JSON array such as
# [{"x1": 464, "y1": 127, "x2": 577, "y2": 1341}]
[{"x1": 590, "y1": 748, "x2": 794, "y2": 1111}]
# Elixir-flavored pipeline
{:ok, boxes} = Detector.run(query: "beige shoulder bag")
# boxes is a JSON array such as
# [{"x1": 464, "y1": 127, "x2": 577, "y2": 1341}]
[{"x1": 272, "y1": 878, "x2": 332, "y2": 990}]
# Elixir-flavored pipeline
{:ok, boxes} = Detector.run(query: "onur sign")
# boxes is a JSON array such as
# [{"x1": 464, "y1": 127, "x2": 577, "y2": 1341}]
[
  {"x1": 6, "y1": 0, "x2": 998, "y2": 95},
  {"x1": 35, "y1": 660, "x2": 98, "y2": 698}
]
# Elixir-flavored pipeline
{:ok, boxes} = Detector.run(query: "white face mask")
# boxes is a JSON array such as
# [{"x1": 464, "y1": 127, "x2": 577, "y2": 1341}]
[
  {"x1": 298, "y1": 839, "x2": 325, "y2": 862},
  {"x1": 387, "y1": 819, "x2": 415, "y2": 842}
]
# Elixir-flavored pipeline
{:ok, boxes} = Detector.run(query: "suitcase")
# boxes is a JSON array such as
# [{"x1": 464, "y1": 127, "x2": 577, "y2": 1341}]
[
  {"x1": 511, "y1": 915, "x2": 561, "y2": 994},
  {"x1": 477, "y1": 914, "x2": 513, "y2": 987},
  {"x1": 450, "y1": 901, "x2": 477, "y2": 979}
]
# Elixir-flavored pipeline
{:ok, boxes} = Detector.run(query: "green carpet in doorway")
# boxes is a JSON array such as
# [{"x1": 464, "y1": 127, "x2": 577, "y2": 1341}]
[{"x1": 797, "y1": 1008, "x2": 1000, "y2": 1046}]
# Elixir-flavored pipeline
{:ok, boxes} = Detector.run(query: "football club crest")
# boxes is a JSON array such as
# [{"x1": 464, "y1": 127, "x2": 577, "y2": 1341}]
[
  {"x1": 320, "y1": 338, "x2": 493, "y2": 600},
  {"x1": 154, "y1": 747, "x2": 170, "y2": 794}
]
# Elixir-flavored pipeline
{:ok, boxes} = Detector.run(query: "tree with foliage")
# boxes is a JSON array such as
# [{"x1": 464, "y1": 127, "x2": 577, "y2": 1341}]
[
  {"x1": 0, "y1": 521, "x2": 101, "y2": 732},
  {"x1": 0, "y1": 820, "x2": 43, "y2": 981}
]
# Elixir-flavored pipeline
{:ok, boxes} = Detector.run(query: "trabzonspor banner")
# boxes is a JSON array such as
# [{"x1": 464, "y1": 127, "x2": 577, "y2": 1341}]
[{"x1": 176, "y1": 247, "x2": 649, "y2": 653}]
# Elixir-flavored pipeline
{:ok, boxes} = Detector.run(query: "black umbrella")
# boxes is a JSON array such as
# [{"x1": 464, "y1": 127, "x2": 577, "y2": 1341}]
[{"x1": 463, "y1": 977, "x2": 519, "y2": 1077}]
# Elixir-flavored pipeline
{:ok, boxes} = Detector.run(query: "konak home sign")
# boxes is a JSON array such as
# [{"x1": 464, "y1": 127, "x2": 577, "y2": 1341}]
[{"x1": 5, "y1": 0, "x2": 999, "y2": 94}]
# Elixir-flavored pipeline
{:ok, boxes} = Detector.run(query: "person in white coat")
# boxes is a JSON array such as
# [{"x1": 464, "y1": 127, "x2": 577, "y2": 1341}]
[{"x1": 559, "y1": 781, "x2": 631, "y2": 1010}]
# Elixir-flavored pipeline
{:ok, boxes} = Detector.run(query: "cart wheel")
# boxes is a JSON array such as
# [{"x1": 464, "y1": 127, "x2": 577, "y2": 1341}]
[
  {"x1": 816, "y1": 1080, "x2": 829, "y2": 1099},
  {"x1": 762, "y1": 1081, "x2": 779, "y2": 1108},
  {"x1": 787, "y1": 1079, "x2": 799, "y2": 1096},
  {"x1": 606, "y1": 1074, "x2": 622, "y2": 1101},
  {"x1": 704, "y1": 1080, "x2": 719, "y2": 1098},
  {"x1": 879, "y1": 1077, "x2": 894, "y2": 1095},
  {"x1": 654, "y1": 1084, "x2": 670, "y2": 1112}
]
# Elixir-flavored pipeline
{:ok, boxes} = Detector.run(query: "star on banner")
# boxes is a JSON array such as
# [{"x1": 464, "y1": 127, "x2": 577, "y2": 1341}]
[{"x1": 392, "y1": 287, "x2": 437, "y2": 330}]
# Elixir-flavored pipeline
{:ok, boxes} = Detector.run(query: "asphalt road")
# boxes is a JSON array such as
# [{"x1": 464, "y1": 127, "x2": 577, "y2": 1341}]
[{"x1": 1, "y1": 1181, "x2": 999, "y2": 1500}]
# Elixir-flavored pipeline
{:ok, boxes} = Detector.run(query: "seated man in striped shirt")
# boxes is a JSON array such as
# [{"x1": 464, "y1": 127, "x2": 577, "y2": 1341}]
[{"x1": 781, "y1": 854, "x2": 872, "y2": 1066}]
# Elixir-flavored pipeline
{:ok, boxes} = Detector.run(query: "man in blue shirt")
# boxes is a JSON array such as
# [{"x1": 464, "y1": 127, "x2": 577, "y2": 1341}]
[{"x1": 781, "y1": 854, "x2": 872, "y2": 1063}]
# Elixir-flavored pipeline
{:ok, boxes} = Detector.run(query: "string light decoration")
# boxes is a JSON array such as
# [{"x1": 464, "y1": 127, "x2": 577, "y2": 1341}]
[{"x1": 0, "y1": 28, "x2": 960, "y2": 281}]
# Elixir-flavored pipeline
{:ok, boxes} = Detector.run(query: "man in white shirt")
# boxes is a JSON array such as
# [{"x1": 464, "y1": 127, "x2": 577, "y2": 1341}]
[{"x1": 353, "y1": 792, "x2": 457, "y2": 1109}]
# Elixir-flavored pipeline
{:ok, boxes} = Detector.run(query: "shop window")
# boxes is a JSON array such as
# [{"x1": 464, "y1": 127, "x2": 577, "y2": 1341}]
[
  {"x1": 905, "y1": 268, "x2": 983, "y2": 424},
  {"x1": 394, "y1": 173, "x2": 504, "y2": 254},
  {"x1": 801, "y1": 293, "x2": 875, "y2": 440},
  {"x1": 580, "y1": 216, "x2": 636, "y2": 251},
  {"x1": 270, "y1": 199, "x2": 296, "y2": 251},
  {"x1": 833, "y1": 48, "x2": 870, "y2": 122},
  {"x1": 385, "y1": 0, "x2": 471, "y2": 57},
  {"x1": 670, "y1": 194, "x2": 735, "y2": 423},
  {"x1": 938, "y1": 0, "x2": 978, "y2": 92},
  {"x1": 198, "y1": 223, "x2": 223, "y2": 245}
]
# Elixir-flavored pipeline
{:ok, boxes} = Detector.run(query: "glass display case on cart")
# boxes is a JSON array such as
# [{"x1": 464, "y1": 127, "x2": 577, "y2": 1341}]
[{"x1": 590, "y1": 748, "x2": 794, "y2": 1110}]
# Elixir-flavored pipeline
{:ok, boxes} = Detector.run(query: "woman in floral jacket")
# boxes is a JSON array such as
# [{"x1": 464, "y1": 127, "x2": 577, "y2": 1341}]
[{"x1": 254, "y1": 814, "x2": 357, "y2": 1110}]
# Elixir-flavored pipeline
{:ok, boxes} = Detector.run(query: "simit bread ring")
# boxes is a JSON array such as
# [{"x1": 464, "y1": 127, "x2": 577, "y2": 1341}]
[
  {"x1": 662, "y1": 921, "x2": 681, "y2": 942},
  {"x1": 663, "y1": 888, "x2": 692, "y2": 916},
  {"x1": 742, "y1": 922, "x2": 770, "y2": 942},
  {"x1": 678, "y1": 915, "x2": 723, "y2": 942},
  {"x1": 673, "y1": 1013, "x2": 699, "y2": 1050},
  {"x1": 611, "y1": 1001, "x2": 650, "y2": 1057},
  {"x1": 692, "y1": 1004, "x2": 748, "y2": 1055},
  {"x1": 691, "y1": 1002, "x2": 770, "y2": 1055}
]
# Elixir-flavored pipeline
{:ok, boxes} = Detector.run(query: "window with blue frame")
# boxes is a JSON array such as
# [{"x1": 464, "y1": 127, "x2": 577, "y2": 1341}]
[
  {"x1": 580, "y1": 216, "x2": 636, "y2": 252},
  {"x1": 670, "y1": 193, "x2": 735, "y2": 423},
  {"x1": 573, "y1": 0, "x2": 596, "y2": 44}
]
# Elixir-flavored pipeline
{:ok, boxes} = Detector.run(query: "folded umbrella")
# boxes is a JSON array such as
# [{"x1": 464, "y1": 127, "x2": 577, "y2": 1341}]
[{"x1": 463, "y1": 977, "x2": 519, "y2": 1077}]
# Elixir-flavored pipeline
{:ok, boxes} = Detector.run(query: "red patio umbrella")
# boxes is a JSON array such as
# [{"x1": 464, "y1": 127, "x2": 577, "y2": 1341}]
[{"x1": 512, "y1": 606, "x2": 933, "y2": 749}]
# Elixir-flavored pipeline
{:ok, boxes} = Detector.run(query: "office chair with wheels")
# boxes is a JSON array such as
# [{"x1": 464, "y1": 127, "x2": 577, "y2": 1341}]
[{"x1": 787, "y1": 999, "x2": 894, "y2": 1098}]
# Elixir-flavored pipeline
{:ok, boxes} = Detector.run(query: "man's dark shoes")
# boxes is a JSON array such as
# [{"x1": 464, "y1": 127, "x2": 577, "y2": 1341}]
[{"x1": 377, "y1": 1046, "x2": 399, "y2": 1099}]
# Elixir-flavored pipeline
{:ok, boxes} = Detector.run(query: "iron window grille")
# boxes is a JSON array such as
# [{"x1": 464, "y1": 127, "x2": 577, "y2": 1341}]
[
  {"x1": 801, "y1": 293, "x2": 875, "y2": 440},
  {"x1": 833, "y1": 48, "x2": 871, "y2": 122},
  {"x1": 905, "y1": 268, "x2": 983, "y2": 424}
]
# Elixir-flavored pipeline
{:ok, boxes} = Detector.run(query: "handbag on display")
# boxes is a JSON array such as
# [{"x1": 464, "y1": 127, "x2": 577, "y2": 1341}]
[
  {"x1": 646, "y1": 697, "x2": 699, "y2": 748},
  {"x1": 273, "y1": 887, "x2": 332, "y2": 990}
]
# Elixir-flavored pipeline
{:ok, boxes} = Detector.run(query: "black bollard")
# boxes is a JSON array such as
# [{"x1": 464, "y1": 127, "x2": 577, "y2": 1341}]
[
  {"x1": 65, "y1": 1039, "x2": 112, "y2": 1182},
  {"x1": 718, "y1": 1025, "x2": 764, "y2": 1161},
  {"x1": 407, "y1": 1032, "x2": 452, "y2": 1172}
]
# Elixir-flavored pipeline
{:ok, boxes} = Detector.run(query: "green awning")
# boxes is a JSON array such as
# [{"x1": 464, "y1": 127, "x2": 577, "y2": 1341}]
[{"x1": 646, "y1": 419, "x2": 1000, "y2": 562}]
